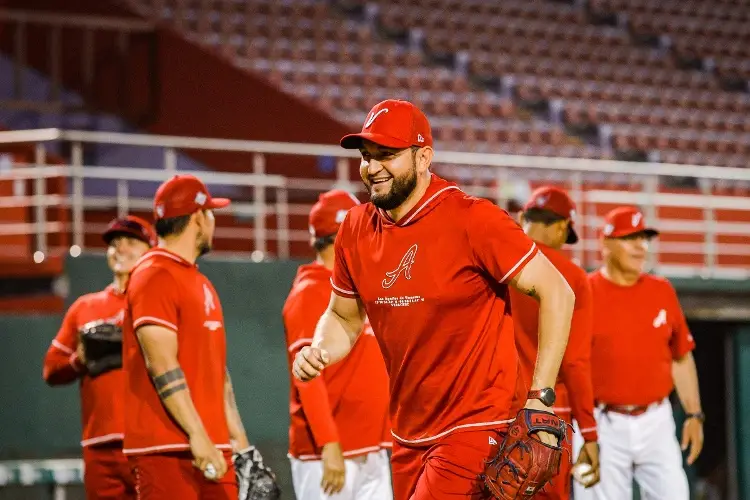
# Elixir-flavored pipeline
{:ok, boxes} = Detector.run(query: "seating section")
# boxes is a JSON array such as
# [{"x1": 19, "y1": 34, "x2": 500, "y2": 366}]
[{"x1": 125, "y1": 0, "x2": 750, "y2": 171}]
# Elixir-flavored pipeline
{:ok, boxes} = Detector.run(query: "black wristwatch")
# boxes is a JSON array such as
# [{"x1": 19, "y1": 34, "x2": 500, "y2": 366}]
[
  {"x1": 528, "y1": 388, "x2": 556, "y2": 407},
  {"x1": 685, "y1": 411, "x2": 705, "y2": 423}
]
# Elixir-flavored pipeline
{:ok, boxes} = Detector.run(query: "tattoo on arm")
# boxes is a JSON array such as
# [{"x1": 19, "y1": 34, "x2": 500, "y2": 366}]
[
  {"x1": 159, "y1": 382, "x2": 187, "y2": 399},
  {"x1": 152, "y1": 368, "x2": 185, "y2": 391},
  {"x1": 225, "y1": 370, "x2": 239, "y2": 411},
  {"x1": 523, "y1": 285, "x2": 539, "y2": 300}
]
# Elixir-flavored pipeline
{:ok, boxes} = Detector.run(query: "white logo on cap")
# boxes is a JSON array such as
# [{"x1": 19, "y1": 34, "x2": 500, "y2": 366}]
[
  {"x1": 195, "y1": 192, "x2": 207, "y2": 206},
  {"x1": 335, "y1": 209, "x2": 348, "y2": 224},
  {"x1": 632, "y1": 212, "x2": 642, "y2": 227},
  {"x1": 364, "y1": 108, "x2": 389, "y2": 128},
  {"x1": 417, "y1": 134, "x2": 425, "y2": 143},
  {"x1": 604, "y1": 224, "x2": 614, "y2": 236},
  {"x1": 536, "y1": 195, "x2": 548, "y2": 207},
  {"x1": 570, "y1": 209, "x2": 576, "y2": 220},
  {"x1": 156, "y1": 205, "x2": 165, "y2": 217}
]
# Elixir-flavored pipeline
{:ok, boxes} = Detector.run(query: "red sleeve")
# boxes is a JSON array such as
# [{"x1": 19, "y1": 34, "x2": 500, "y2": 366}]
[
  {"x1": 467, "y1": 200, "x2": 538, "y2": 283},
  {"x1": 284, "y1": 280, "x2": 340, "y2": 446},
  {"x1": 558, "y1": 273, "x2": 598, "y2": 442},
  {"x1": 129, "y1": 268, "x2": 180, "y2": 333},
  {"x1": 331, "y1": 214, "x2": 358, "y2": 298},
  {"x1": 666, "y1": 281, "x2": 695, "y2": 359},
  {"x1": 43, "y1": 298, "x2": 86, "y2": 385}
]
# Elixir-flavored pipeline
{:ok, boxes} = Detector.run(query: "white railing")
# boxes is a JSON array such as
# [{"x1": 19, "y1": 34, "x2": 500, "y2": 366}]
[{"x1": 2, "y1": 128, "x2": 750, "y2": 278}]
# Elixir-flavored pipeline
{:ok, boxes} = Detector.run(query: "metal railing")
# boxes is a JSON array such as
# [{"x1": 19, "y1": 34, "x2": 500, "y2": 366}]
[{"x1": 2, "y1": 128, "x2": 750, "y2": 278}]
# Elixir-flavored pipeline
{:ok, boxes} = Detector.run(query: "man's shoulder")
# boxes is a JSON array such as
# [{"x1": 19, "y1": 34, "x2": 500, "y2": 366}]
[
  {"x1": 129, "y1": 257, "x2": 180, "y2": 292},
  {"x1": 640, "y1": 273, "x2": 676, "y2": 294}
]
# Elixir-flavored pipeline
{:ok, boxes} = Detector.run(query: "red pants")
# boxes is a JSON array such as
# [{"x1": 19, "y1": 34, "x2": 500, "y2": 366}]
[
  {"x1": 391, "y1": 428, "x2": 505, "y2": 500},
  {"x1": 82, "y1": 442, "x2": 136, "y2": 500},
  {"x1": 129, "y1": 451, "x2": 237, "y2": 500},
  {"x1": 534, "y1": 410, "x2": 574, "y2": 500}
]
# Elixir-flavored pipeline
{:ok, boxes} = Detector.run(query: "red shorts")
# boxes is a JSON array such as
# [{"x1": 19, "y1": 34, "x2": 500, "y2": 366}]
[
  {"x1": 82, "y1": 442, "x2": 136, "y2": 500},
  {"x1": 129, "y1": 450, "x2": 237, "y2": 500},
  {"x1": 534, "y1": 410, "x2": 574, "y2": 500},
  {"x1": 391, "y1": 428, "x2": 505, "y2": 500}
]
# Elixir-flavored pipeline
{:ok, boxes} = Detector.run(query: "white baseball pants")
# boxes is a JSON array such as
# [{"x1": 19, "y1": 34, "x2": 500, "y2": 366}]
[
  {"x1": 573, "y1": 398, "x2": 689, "y2": 500},
  {"x1": 289, "y1": 449, "x2": 393, "y2": 500}
]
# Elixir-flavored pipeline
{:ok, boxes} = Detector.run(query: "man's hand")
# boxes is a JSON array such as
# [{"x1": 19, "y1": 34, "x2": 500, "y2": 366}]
[
  {"x1": 523, "y1": 398, "x2": 558, "y2": 446},
  {"x1": 574, "y1": 441, "x2": 600, "y2": 487},
  {"x1": 292, "y1": 346, "x2": 330, "y2": 381},
  {"x1": 190, "y1": 432, "x2": 227, "y2": 481},
  {"x1": 321, "y1": 442, "x2": 346, "y2": 495},
  {"x1": 681, "y1": 417, "x2": 704, "y2": 465}
]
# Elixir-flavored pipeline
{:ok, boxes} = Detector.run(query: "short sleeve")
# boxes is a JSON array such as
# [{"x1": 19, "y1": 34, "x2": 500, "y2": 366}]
[
  {"x1": 466, "y1": 200, "x2": 538, "y2": 283},
  {"x1": 128, "y1": 267, "x2": 181, "y2": 333},
  {"x1": 331, "y1": 215, "x2": 358, "y2": 297},
  {"x1": 666, "y1": 281, "x2": 695, "y2": 359},
  {"x1": 284, "y1": 281, "x2": 331, "y2": 355}
]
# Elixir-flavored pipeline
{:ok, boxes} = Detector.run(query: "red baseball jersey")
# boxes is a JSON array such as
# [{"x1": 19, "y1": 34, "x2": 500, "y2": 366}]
[
  {"x1": 122, "y1": 249, "x2": 231, "y2": 455},
  {"x1": 283, "y1": 262, "x2": 391, "y2": 459},
  {"x1": 43, "y1": 286, "x2": 127, "y2": 447},
  {"x1": 588, "y1": 270, "x2": 696, "y2": 406},
  {"x1": 510, "y1": 243, "x2": 598, "y2": 442},
  {"x1": 331, "y1": 175, "x2": 538, "y2": 446}
]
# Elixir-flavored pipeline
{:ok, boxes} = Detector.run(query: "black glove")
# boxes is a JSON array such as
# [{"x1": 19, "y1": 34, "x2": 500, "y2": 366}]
[
  {"x1": 234, "y1": 446, "x2": 281, "y2": 500},
  {"x1": 80, "y1": 321, "x2": 123, "y2": 377}
]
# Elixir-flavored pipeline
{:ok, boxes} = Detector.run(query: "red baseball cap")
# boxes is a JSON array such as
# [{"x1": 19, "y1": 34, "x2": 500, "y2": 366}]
[
  {"x1": 523, "y1": 185, "x2": 579, "y2": 244},
  {"x1": 103, "y1": 215, "x2": 157, "y2": 247},
  {"x1": 340, "y1": 99, "x2": 433, "y2": 150},
  {"x1": 153, "y1": 174, "x2": 230, "y2": 220},
  {"x1": 309, "y1": 190, "x2": 361, "y2": 238},
  {"x1": 602, "y1": 206, "x2": 660, "y2": 239}
]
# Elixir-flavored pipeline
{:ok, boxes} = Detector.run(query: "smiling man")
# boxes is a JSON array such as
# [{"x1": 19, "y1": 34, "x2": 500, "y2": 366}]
[
  {"x1": 44, "y1": 215, "x2": 156, "y2": 499},
  {"x1": 292, "y1": 99, "x2": 576, "y2": 499},
  {"x1": 574, "y1": 206, "x2": 704, "y2": 500}
]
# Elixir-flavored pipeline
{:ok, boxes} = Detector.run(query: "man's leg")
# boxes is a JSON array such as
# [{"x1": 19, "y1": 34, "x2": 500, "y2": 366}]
[
  {"x1": 82, "y1": 443, "x2": 136, "y2": 500},
  {"x1": 129, "y1": 452, "x2": 200, "y2": 500},
  {"x1": 289, "y1": 454, "x2": 362, "y2": 499},
  {"x1": 353, "y1": 449, "x2": 394, "y2": 499},
  {"x1": 199, "y1": 450, "x2": 239, "y2": 500},
  {"x1": 633, "y1": 400, "x2": 689, "y2": 500},
  {"x1": 390, "y1": 442, "x2": 426, "y2": 500},
  {"x1": 573, "y1": 410, "x2": 634, "y2": 500}
]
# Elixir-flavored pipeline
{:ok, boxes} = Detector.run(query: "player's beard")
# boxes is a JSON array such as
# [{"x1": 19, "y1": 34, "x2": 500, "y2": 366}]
[
  {"x1": 197, "y1": 231, "x2": 212, "y2": 257},
  {"x1": 369, "y1": 160, "x2": 418, "y2": 211}
]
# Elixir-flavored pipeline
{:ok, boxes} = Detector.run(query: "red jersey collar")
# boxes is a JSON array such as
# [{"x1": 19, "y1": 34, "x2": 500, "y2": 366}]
[
  {"x1": 377, "y1": 174, "x2": 461, "y2": 227},
  {"x1": 134, "y1": 247, "x2": 196, "y2": 269}
]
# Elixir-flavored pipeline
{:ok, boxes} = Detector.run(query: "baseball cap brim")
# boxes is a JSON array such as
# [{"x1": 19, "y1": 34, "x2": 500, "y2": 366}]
[
  {"x1": 208, "y1": 198, "x2": 231, "y2": 209},
  {"x1": 607, "y1": 228, "x2": 660, "y2": 239},
  {"x1": 340, "y1": 132, "x2": 413, "y2": 150},
  {"x1": 103, "y1": 227, "x2": 150, "y2": 245}
]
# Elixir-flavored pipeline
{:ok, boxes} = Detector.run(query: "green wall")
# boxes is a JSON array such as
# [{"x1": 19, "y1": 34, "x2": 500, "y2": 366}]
[{"x1": 737, "y1": 329, "x2": 750, "y2": 500}]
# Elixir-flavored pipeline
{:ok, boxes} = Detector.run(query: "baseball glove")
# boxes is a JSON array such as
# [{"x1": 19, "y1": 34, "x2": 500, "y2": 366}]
[
  {"x1": 234, "y1": 446, "x2": 281, "y2": 500},
  {"x1": 80, "y1": 321, "x2": 123, "y2": 377},
  {"x1": 482, "y1": 409, "x2": 570, "y2": 499}
]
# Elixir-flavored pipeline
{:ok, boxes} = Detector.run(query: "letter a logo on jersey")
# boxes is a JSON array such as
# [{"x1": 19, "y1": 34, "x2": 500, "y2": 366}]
[
  {"x1": 382, "y1": 244, "x2": 418, "y2": 289},
  {"x1": 203, "y1": 284, "x2": 216, "y2": 316}
]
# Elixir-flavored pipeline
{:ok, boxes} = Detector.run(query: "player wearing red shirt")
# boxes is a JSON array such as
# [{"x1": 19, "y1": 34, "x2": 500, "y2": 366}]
[
  {"x1": 292, "y1": 99, "x2": 576, "y2": 499},
  {"x1": 43, "y1": 215, "x2": 155, "y2": 500},
  {"x1": 283, "y1": 190, "x2": 392, "y2": 499},
  {"x1": 510, "y1": 186, "x2": 600, "y2": 498},
  {"x1": 123, "y1": 175, "x2": 249, "y2": 499},
  {"x1": 574, "y1": 206, "x2": 703, "y2": 500}
]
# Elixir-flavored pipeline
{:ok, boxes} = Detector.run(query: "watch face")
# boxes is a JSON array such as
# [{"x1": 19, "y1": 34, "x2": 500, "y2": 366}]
[{"x1": 541, "y1": 388, "x2": 556, "y2": 407}]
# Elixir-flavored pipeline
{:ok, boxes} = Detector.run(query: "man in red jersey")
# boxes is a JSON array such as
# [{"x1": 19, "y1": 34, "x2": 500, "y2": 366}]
[
  {"x1": 510, "y1": 186, "x2": 600, "y2": 498},
  {"x1": 123, "y1": 175, "x2": 250, "y2": 499},
  {"x1": 44, "y1": 215, "x2": 155, "y2": 499},
  {"x1": 574, "y1": 206, "x2": 703, "y2": 500},
  {"x1": 292, "y1": 99, "x2": 576, "y2": 500},
  {"x1": 283, "y1": 190, "x2": 392, "y2": 499}
]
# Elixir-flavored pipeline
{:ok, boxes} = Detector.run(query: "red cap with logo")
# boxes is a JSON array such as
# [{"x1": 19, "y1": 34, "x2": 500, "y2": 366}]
[
  {"x1": 601, "y1": 206, "x2": 660, "y2": 239},
  {"x1": 103, "y1": 215, "x2": 157, "y2": 247},
  {"x1": 309, "y1": 190, "x2": 361, "y2": 239},
  {"x1": 340, "y1": 99, "x2": 433, "y2": 150},
  {"x1": 153, "y1": 174, "x2": 230, "y2": 220},
  {"x1": 523, "y1": 185, "x2": 579, "y2": 244}
]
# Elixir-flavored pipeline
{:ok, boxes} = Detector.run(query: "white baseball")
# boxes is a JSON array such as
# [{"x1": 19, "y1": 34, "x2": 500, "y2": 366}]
[
  {"x1": 572, "y1": 463, "x2": 594, "y2": 486},
  {"x1": 204, "y1": 463, "x2": 217, "y2": 480}
]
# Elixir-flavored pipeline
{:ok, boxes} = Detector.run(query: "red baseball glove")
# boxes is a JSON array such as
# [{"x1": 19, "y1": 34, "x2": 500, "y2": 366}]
[{"x1": 482, "y1": 409, "x2": 570, "y2": 499}]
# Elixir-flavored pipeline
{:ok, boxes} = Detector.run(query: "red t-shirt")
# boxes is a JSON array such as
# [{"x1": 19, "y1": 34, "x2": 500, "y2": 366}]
[
  {"x1": 43, "y1": 286, "x2": 127, "y2": 447},
  {"x1": 510, "y1": 243, "x2": 598, "y2": 441},
  {"x1": 283, "y1": 262, "x2": 391, "y2": 459},
  {"x1": 122, "y1": 249, "x2": 230, "y2": 455},
  {"x1": 331, "y1": 175, "x2": 538, "y2": 446},
  {"x1": 588, "y1": 270, "x2": 696, "y2": 406}
]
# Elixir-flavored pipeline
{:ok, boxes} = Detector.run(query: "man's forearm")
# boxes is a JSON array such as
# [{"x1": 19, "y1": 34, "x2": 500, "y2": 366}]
[
  {"x1": 311, "y1": 308, "x2": 362, "y2": 365},
  {"x1": 532, "y1": 286, "x2": 575, "y2": 390},
  {"x1": 673, "y1": 353, "x2": 702, "y2": 414},
  {"x1": 152, "y1": 366, "x2": 211, "y2": 440},
  {"x1": 225, "y1": 371, "x2": 250, "y2": 449}
]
